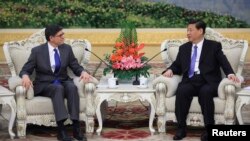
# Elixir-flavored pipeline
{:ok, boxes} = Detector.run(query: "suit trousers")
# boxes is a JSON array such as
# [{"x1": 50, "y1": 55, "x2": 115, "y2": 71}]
[
  {"x1": 39, "y1": 80, "x2": 80, "y2": 122},
  {"x1": 175, "y1": 75, "x2": 218, "y2": 127}
]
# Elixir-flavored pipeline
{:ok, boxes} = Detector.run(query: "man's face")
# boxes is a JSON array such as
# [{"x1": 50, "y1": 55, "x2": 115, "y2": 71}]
[
  {"x1": 187, "y1": 24, "x2": 203, "y2": 43},
  {"x1": 50, "y1": 30, "x2": 65, "y2": 46}
]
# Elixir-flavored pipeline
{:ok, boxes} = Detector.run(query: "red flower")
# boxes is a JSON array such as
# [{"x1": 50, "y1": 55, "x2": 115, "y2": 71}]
[
  {"x1": 128, "y1": 48, "x2": 135, "y2": 55},
  {"x1": 116, "y1": 49, "x2": 124, "y2": 55},
  {"x1": 115, "y1": 42, "x2": 124, "y2": 48},
  {"x1": 136, "y1": 43, "x2": 144, "y2": 51}
]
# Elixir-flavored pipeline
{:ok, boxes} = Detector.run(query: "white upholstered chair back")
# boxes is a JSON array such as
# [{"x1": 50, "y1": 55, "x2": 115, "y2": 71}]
[
  {"x1": 161, "y1": 28, "x2": 248, "y2": 77},
  {"x1": 3, "y1": 29, "x2": 91, "y2": 79}
]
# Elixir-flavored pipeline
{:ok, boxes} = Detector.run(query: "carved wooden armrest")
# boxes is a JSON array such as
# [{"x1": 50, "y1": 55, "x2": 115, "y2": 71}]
[
  {"x1": 8, "y1": 76, "x2": 31, "y2": 120},
  {"x1": 152, "y1": 75, "x2": 181, "y2": 116},
  {"x1": 8, "y1": 76, "x2": 34, "y2": 99},
  {"x1": 218, "y1": 76, "x2": 242, "y2": 122},
  {"x1": 218, "y1": 77, "x2": 242, "y2": 100},
  {"x1": 73, "y1": 77, "x2": 98, "y2": 98},
  {"x1": 73, "y1": 77, "x2": 98, "y2": 116},
  {"x1": 14, "y1": 85, "x2": 27, "y2": 121},
  {"x1": 152, "y1": 75, "x2": 182, "y2": 97}
]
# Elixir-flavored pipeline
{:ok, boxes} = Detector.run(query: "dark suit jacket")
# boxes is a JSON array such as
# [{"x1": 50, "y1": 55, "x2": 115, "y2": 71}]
[
  {"x1": 166, "y1": 39, "x2": 234, "y2": 84},
  {"x1": 19, "y1": 43, "x2": 84, "y2": 95}
]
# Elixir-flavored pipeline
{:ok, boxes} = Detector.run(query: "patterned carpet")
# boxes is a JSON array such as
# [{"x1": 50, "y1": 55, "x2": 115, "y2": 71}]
[
  {"x1": 0, "y1": 101, "x2": 202, "y2": 141},
  {"x1": 28, "y1": 102, "x2": 155, "y2": 140},
  {"x1": 101, "y1": 102, "x2": 152, "y2": 140},
  {"x1": 103, "y1": 102, "x2": 205, "y2": 139},
  {"x1": 101, "y1": 102, "x2": 203, "y2": 140}
]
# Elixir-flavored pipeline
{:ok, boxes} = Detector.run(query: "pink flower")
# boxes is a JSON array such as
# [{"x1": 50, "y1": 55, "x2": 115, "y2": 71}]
[
  {"x1": 112, "y1": 62, "x2": 121, "y2": 69},
  {"x1": 115, "y1": 56, "x2": 144, "y2": 70}
]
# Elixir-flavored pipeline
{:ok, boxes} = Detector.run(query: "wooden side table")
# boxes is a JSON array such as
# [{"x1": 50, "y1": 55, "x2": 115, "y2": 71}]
[
  {"x1": 0, "y1": 86, "x2": 16, "y2": 139},
  {"x1": 235, "y1": 87, "x2": 250, "y2": 125},
  {"x1": 95, "y1": 76, "x2": 156, "y2": 135}
]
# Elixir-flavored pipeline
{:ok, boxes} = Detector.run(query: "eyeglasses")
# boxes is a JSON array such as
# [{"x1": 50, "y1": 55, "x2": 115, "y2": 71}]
[{"x1": 54, "y1": 33, "x2": 64, "y2": 38}]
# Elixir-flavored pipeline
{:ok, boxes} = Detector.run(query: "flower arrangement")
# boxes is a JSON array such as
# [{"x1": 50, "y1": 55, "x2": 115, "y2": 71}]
[{"x1": 103, "y1": 22, "x2": 151, "y2": 83}]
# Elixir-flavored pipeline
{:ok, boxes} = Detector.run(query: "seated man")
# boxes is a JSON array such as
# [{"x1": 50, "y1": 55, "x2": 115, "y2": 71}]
[
  {"x1": 20, "y1": 24, "x2": 92, "y2": 141},
  {"x1": 162, "y1": 19, "x2": 240, "y2": 141}
]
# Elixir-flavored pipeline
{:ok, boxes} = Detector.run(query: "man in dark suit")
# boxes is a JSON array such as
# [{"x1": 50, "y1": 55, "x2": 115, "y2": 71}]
[
  {"x1": 20, "y1": 25, "x2": 91, "y2": 141},
  {"x1": 162, "y1": 19, "x2": 239, "y2": 141}
]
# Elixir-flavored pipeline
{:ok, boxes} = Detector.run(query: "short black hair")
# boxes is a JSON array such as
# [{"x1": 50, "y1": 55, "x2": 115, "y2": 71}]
[
  {"x1": 45, "y1": 24, "x2": 63, "y2": 41},
  {"x1": 188, "y1": 19, "x2": 206, "y2": 34}
]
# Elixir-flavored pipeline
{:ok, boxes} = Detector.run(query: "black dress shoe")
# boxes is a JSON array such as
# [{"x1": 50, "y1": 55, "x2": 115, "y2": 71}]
[
  {"x1": 57, "y1": 130, "x2": 72, "y2": 141},
  {"x1": 173, "y1": 127, "x2": 186, "y2": 140},
  {"x1": 200, "y1": 131, "x2": 208, "y2": 141},
  {"x1": 73, "y1": 127, "x2": 87, "y2": 141}
]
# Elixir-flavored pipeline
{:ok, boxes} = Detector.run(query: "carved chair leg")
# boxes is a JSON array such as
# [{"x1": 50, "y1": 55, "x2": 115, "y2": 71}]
[
  {"x1": 157, "y1": 115, "x2": 166, "y2": 133},
  {"x1": 85, "y1": 116, "x2": 94, "y2": 134},
  {"x1": 17, "y1": 120, "x2": 26, "y2": 137},
  {"x1": 225, "y1": 119, "x2": 235, "y2": 125}
]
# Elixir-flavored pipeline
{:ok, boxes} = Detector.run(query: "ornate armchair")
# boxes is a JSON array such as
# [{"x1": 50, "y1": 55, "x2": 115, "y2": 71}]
[
  {"x1": 3, "y1": 29, "x2": 98, "y2": 137},
  {"x1": 153, "y1": 28, "x2": 248, "y2": 133}
]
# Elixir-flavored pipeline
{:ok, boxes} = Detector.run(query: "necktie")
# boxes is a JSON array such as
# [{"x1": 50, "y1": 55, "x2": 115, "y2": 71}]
[
  {"x1": 54, "y1": 48, "x2": 61, "y2": 74},
  {"x1": 188, "y1": 45, "x2": 198, "y2": 78}
]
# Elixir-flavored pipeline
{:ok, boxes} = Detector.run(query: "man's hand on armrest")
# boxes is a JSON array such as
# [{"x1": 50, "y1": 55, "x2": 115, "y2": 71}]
[
  {"x1": 162, "y1": 69, "x2": 173, "y2": 78},
  {"x1": 22, "y1": 74, "x2": 33, "y2": 90},
  {"x1": 79, "y1": 71, "x2": 93, "y2": 83},
  {"x1": 227, "y1": 74, "x2": 240, "y2": 83}
]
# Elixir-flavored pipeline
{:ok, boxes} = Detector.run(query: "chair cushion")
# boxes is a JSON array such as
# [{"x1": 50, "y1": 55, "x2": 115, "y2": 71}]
[
  {"x1": 26, "y1": 96, "x2": 86, "y2": 115},
  {"x1": 165, "y1": 96, "x2": 226, "y2": 114}
]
